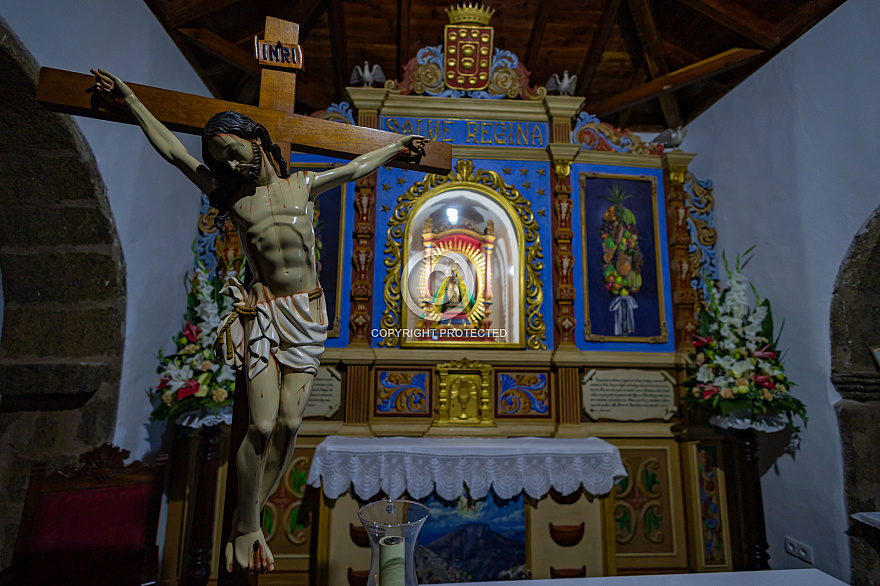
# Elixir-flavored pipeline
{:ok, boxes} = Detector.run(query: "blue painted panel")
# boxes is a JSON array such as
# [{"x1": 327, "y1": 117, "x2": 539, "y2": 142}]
[
  {"x1": 381, "y1": 116, "x2": 548, "y2": 149},
  {"x1": 571, "y1": 164, "x2": 675, "y2": 353}
]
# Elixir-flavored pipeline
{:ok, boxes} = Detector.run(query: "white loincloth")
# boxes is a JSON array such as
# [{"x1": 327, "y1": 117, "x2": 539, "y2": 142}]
[{"x1": 214, "y1": 278, "x2": 327, "y2": 379}]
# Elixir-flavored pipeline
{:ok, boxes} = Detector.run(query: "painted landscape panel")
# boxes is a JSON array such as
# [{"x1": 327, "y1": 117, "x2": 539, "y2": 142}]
[{"x1": 416, "y1": 494, "x2": 526, "y2": 582}]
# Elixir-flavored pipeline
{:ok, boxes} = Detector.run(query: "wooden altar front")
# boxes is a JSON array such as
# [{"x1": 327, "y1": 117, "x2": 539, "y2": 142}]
[{"x1": 160, "y1": 6, "x2": 734, "y2": 584}]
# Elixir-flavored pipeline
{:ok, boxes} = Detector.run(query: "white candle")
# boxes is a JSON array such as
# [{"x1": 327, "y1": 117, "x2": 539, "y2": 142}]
[{"x1": 378, "y1": 535, "x2": 406, "y2": 586}]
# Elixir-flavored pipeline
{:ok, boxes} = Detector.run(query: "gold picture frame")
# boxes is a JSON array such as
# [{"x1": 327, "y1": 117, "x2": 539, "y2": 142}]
[{"x1": 580, "y1": 171, "x2": 668, "y2": 344}]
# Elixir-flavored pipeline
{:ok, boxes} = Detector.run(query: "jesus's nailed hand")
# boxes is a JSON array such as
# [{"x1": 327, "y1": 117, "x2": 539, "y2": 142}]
[
  {"x1": 89, "y1": 69, "x2": 136, "y2": 111},
  {"x1": 399, "y1": 135, "x2": 429, "y2": 162}
]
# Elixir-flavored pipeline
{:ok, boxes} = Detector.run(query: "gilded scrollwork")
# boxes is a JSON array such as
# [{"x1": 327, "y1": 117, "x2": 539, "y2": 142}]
[
  {"x1": 497, "y1": 373, "x2": 550, "y2": 416},
  {"x1": 641, "y1": 501, "x2": 665, "y2": 544},
  {"x1": 615, "y1": 501, "x2": 637, "y2": 545},
  {"x1": 489, "y1": 66, "x2": 518, "y2": 98},
  {"x1": 414, "y1": 62, "x2": 445, "y2": 95},
  {"x1": 571, "y1": 112, "x2": 664, "y2": 155},
  {"x1": 638, "y1": 457, "x2": 662, "y2": 499},
  {"x1": 386, "y1": 45, "x2": 546, "y2": 100},
  {"x1": 379, "y1": 159, "x2": 546, "y2": 349},
  {"x1": 376, "y1": 370, "x2": 431, "y2": 415},
  {"x1": 683, "y1": 172, "x2": 718, "y2": 305}
]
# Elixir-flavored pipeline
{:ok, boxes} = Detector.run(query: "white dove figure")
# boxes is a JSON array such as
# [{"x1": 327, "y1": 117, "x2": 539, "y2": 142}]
[
  {"x1": 350, "y1": 61, "x2": 386, "y2": 87},
  {"x1": 546, "y1": 70, "x2": 578, "y2": 95},
  {"x1": 650, "y1": 126, "x2": 687, "y2": 149}
]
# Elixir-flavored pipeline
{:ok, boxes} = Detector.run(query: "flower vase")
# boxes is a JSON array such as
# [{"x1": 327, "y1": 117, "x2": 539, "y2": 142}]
[{"x1": 358, "y1": 500, "x2": 430, "y2": 586}]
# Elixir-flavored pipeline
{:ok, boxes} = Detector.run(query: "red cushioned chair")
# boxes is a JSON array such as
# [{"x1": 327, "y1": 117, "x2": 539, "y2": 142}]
[{"x1": 7, "y1": 443, "x2": 167, "y2": 586}]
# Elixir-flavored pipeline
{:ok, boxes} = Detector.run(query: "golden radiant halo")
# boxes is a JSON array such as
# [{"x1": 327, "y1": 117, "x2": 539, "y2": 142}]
[{"x1": 417, "y1": 237, "x2": 486, "y2": 325}]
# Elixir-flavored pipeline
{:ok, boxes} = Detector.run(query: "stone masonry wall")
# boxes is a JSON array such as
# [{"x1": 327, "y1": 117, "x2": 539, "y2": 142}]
[{"x1": 0, "y1": 20, "x2": 124, "y2": 568}]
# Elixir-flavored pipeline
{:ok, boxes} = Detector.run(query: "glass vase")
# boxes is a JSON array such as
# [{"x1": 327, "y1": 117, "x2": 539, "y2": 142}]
[{"x1": 358, "y1": 499, "x2": 430, "y2": 586}]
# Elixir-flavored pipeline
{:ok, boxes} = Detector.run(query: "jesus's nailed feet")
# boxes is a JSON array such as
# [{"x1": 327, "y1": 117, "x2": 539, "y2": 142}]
[{"x1": 225, "y1": 528, "x2": 275, "y2": 574}]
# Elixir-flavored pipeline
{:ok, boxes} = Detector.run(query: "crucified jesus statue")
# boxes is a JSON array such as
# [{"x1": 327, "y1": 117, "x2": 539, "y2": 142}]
[{"x1": 92, "y1": 70, "x2": 428, "y2": 574}]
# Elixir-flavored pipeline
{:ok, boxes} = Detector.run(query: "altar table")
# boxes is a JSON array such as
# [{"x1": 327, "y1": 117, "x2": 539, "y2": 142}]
[
  {"x1": 306, "y1": 435, "x2": 627, "y2": 501},
  {"x1": 458, "y1": 569, "x2": 846, "y2": 586}
]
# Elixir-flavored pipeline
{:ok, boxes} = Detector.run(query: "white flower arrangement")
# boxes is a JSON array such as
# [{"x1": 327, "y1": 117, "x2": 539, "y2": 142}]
[
  {"x1": 683, "y1": 251, "x2": 807, "y2": 428},
  {"x1": 150, "y1": 260, "x2": 242, "y2": 422}
]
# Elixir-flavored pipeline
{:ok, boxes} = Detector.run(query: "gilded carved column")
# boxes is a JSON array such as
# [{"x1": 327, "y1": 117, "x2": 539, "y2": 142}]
[
  {"x1": 346, "y1": 88, "x2": 388, "y2": 345},
  {"x1": 551, "y1": 157, "x2": 577, "y2": 346},
  {"x1": 350, "y1": 174, "x2": 376, "y2": 345},
  {"x1": 544, "y1": 96, "x2": 584, "y2": 350},
  {"x1": 661, "y1": 152, "x2": 698, "y2": 354}
]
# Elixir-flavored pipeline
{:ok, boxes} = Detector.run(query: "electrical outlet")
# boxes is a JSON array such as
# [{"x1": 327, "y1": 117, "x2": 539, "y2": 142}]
[{"x1": 784, "y1": 536, "x2": 814, "y2": 565}]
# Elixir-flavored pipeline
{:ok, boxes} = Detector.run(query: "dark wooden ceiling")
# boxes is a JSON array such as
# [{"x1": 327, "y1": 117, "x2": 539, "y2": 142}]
[{"x1": 143, "y1": 0, "x2": 847, "y2": 131}]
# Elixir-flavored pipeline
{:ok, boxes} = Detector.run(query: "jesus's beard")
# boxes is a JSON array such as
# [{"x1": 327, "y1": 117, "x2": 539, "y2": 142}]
[{"x1": 235, "y1": 140, "x2": 263, "y2": 182}]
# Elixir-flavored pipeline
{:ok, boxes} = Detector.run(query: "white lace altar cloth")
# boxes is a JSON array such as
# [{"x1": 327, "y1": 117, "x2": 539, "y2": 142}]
[{"x1": 306, "y1": 436, "x2": 627, "y2": 501}]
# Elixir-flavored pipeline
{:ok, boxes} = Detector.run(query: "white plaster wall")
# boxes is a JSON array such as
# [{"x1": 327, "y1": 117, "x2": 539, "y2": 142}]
[
  {"x1": 682, "y1": 0, "x2": 880, "y2": 580},
  {"x1": 0, "y1": 0, "x2": 207, "y2": 458}
]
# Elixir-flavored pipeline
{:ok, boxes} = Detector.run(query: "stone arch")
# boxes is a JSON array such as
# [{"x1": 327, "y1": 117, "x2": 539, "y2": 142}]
[
  {"x1": 831, "y1": 203, "x2": 880, "y2": 586},
  {"x1": 0, "y1": 20, "x2": 125, "y2": 565}
]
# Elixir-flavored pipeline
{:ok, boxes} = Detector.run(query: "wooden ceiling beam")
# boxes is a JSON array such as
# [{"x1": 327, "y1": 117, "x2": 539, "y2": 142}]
[
  {"x1": 616, "y1": 1, "x2": 645, "y2": 70},
  {"x1": 661, "y1": 40, "x2": 724, "y2": 91},
  {"x1": 590, "y1": 48, "x2": 762, "y2": 117},
  {"x1": 674, "y1": 0, "x2": 777, "y2": 49},
  {"x1": 576, "y1": 0, "x2": 622, "y2": 96},
  {"x1": 166, "y1": 0, "x2": 241, "y2": 29},
  {"x1": 177, "y1": 28, "x2": 261, "y2": 76},
  {"x1": 327, "y1": 0, "x2": 348, "y2": 103},
  {"x1": 626, "y1": 0, "x2": 682, "y2": 127},
  {"x1": 298, "y1": 0, "x2": 327, "y2": 45},
  {"x1": 777, "y1": 0, "x2": 847, "y2": 45},
  {"x1": 397, "y1": 0, "x2": 412, "y2": 80},
  {"x1": 616, "y1": 66, "x2": 648, "y2": 127},
  {"x1": 523, "y1": 0, "x2": 550, "y2": 74}
]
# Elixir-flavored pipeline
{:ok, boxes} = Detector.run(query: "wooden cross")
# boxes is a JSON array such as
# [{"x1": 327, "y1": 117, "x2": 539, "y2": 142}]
[{"x1": 36, "y1": 16, "x2": 451, "y2": 586}]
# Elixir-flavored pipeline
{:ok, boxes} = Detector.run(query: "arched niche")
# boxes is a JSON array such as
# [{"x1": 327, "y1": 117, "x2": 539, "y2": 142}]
[
  {"x1": 379, "y1": 159, "x2": 546, "y2": 349},
  {"x1": 0, "y1": 21, "x2": 124, "y2": 565},
  {"x1": 403, "y1": 185, "x2": 523, "y2": 345},
  {"x1": 830, "y1": 203, "x2": 880, "y2": 585}
]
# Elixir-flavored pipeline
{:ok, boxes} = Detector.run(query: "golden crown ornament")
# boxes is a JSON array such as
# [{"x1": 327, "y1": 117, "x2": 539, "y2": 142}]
[{"x1": 446, "y1": 3, "x2": 495, "y2": 25}]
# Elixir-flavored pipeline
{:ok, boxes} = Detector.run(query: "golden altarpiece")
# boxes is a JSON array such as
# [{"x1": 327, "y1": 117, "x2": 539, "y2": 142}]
[{"x1": 160, "y1": 6, "x2": 731, "y2": 584}]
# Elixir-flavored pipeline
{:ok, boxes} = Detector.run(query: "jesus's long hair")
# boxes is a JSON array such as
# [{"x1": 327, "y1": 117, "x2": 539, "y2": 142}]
[{"x1": 201, "y1": 111, "x2": 290, "y2": 229}]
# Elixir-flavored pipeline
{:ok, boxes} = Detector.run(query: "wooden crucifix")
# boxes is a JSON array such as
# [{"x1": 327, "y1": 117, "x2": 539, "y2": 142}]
[{"x1": 36, "y1": 16, "x2": 451, "y2": 585}]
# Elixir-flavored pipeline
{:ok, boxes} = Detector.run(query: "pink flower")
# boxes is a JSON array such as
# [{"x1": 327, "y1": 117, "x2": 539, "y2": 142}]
[
  {"x1": 751, "y1": 374, "x2": 775, "y2": 389},
  {"x1": 693, "y1": 335, "x2": 714, "y2": 347},
  {"x1": 156, "y1": 376, "x2": 170, "y2": 390},
  {"x1": 700, "y1": 384, "x2": 720, "y2": 400},
  {"x1": 183, "y1": 322, "x2": 200, "y2": 343},
  {"x1": 177, "y1": 379, "x2": 200, "y2": 399},
  {"x1": 753, "y1": 344, "x2": 777, "y2": 359}
]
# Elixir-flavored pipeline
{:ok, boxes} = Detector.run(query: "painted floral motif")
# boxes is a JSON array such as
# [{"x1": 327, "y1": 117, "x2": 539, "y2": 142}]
[
  {"x1": 683, "y1": 251, "x2": 807, "y2": 427},
  {"x1": 264, "y1": 455, "x2": 311, "y2": 546},
  {"x1": 698, "y1": 447, "x2": 726, "y2": 565},
  {"x1": 377, "y1": 371, "x2": 431, "y2": 415},
  {"x1": 614, "y1": 456, "x2": 669, "y2": 548},
  {"x1": 497, "y1": 373, "x2": 549, "y2": 416}
]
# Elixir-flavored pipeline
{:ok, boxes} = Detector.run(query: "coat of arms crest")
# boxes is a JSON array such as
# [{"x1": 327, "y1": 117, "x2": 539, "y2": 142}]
[{"x1": 444, "y1": 3, "x2": 495, "y2": 91}]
